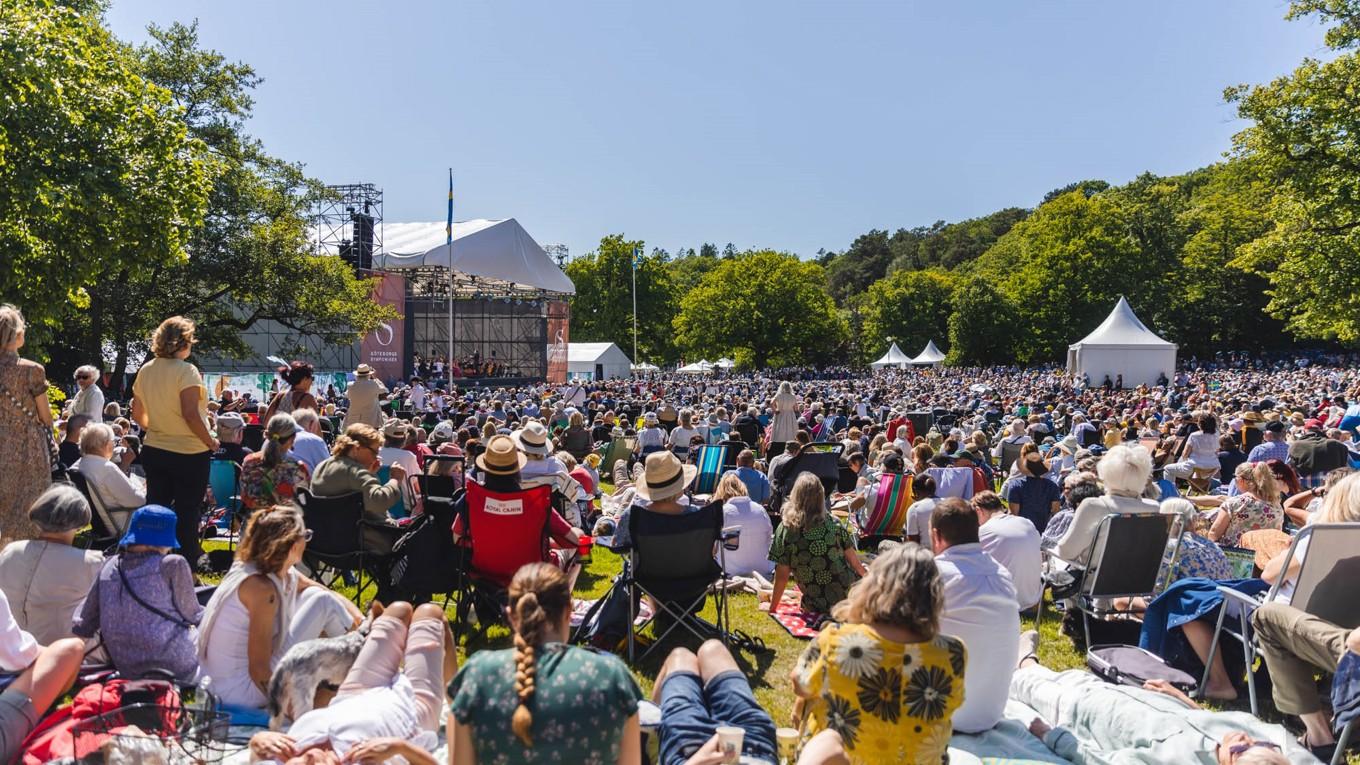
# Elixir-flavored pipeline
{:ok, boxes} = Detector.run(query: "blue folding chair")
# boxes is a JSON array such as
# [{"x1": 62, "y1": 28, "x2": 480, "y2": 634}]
[
  {"x1": 207, "y1": 459, "x2": 243, "y2": 547},
  {"x1": 376, "y1": 465, "x2": 409, "y2": 519}
]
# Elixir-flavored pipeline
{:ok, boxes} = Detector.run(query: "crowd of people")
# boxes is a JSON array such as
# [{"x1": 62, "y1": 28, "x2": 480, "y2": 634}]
[{"x1": 1, "y1": 301, "x2": 1357, "y2": 762}]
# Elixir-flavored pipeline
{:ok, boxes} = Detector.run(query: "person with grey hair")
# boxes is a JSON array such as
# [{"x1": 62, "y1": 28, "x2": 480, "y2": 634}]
[
  {"x1": 240, "y1": 414, "x2": 310, "y2": 512},
  {"x1": 70, "y1": 365, "x2": 104, "y2": 421},
  {"x1": 212, "y1": 412, "x2": 250, "y2": 465},
  {"x1": 72, "y1": 422, "x2": 146, "y2": 513},
  {"x1": 0, "y1": 304, "x2": 53, "y2": 543},
  {"x1": 1050, "y1": 444, "x2": 1161, "y2": 567},
  {"x1": 0, "y1": 484, "x2": 102, "y2": 645},
  {"x1": 288, "y1": 409, "x2": 330, "y2": 472}
]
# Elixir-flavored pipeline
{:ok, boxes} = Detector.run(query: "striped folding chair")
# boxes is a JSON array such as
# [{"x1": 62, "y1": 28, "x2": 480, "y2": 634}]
[
  {"x1": 855, "y1": 472, "x2": 913, "y2": 540},
  {"x1": 692, "y1": 444, "x2": 729, "y2": 496}
]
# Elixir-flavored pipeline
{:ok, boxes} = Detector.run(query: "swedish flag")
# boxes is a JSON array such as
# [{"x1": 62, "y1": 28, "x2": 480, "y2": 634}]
[{"x1": 446, "y1": 169, "x2": 454, "y2": 245}]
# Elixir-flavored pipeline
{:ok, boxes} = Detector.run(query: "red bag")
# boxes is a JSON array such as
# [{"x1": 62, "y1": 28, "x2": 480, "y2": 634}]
[{"x1": 21, "y1": 679, "x2": 180, "y2": 764}]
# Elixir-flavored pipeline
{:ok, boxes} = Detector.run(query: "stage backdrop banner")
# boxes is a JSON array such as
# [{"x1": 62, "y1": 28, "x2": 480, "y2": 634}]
[
  {"x1": 546, "y1": 300, "x2": 570, "y2": 384},
  {"x1": 361, "y1": 272, "x2": 407, "y2": 382}
]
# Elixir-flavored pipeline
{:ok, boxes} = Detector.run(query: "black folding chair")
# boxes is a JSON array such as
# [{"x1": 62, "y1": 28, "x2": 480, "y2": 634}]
[
  {"x1": 625, "y1": 501, "x2": 737, "y2": 662},
  {"x1": 295, "y1": 489, "x2": 392, "y2": 606},
  {"x1": 242, "y1": 424, "x2": 264, "y2": 451},
  {"x1": 66, "y1": 468, "x2": 133, "y2": 552},
  {"x1": 1038, "y1": 512, "x2": 1181, "y2": 648}
]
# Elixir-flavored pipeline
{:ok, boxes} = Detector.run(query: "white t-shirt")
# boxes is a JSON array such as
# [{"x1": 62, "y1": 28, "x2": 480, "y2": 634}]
[
  {"x1": 409, "y1": 384, "x2": 427, "y2": 411},
  {"x1": 979, "y1": 513, "x2": 1043, "y2": 610},
  {"x1": 720, "y1": 498, "x2": 773, "y2": 577},
  {"x1": 936, "y1": 543, "x2": 1020, "y2": 734},
  {"x1": 269, "y1": 675, "x2": 436, "y2": 764},
  {"x1": 905, "y1": 497, "x2": 936, "y2": 541}
]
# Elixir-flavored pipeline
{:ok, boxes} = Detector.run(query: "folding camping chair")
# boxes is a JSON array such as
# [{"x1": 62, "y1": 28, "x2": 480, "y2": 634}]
[
  {"x1": 65, "y1": 469, "x2": 131, "y2": 551},
  {"x1": 1186, "y1": 466, "x2": 1220, "y2": 495},
  {"x1": 926, "y1": 466, "x2": 980, "y2": 500},
  {"x1": 242, "y1": 424, "x2": 264, "y2": 452},
  {"x1": 597, "y1": 437, "x2": 637, "y2": 479},
  {"x1": 624, "y1": 501, "x2": 737, "y2": 662},
  {"x1": 454, "y1": 481, "x2": 553, "y2": 638},
  {"x1": 206, "y1": 459, "x2": 243, "y2": 547},
  {"x1": 691, "y1": 444, "x2": 729, "y2": 496},
  {"x1": 853, "y1": 472, "x2": 912, "y2": 543},
  {"x1": 1037, "y1": 512, "x2": 1181, "y2": 647},
  {"x1": 999, "y1": 441, "x2": 1025, "y2": 479},
  {"x1": 295, "y1": 489, "x2": 392, "y2": 606},
  {"x1": 1199, "y1": 524, "x2": 1360, "y2": 715}
]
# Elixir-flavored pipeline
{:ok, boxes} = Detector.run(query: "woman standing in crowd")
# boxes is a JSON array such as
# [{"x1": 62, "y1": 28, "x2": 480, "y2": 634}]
[
  {"x1": 130, "y1": 316, "x2": 216, "y2": 566},
  {"x1": 0, "y1": 305, "x2": 53, "y2": 543},
  {"x1": 449, "y1": 562, "x2": 642, "y2": 765},
  {"x1": 240, "y1": 414, "x2": 311, "y2": 512},
  {"x1": 771, "y1": 381, "x2": 801, "y2": 445},
  {"x1": 765, "y1": 473, "x2": 865, "y2": 615},
  {"x1": 198, "y1": 506, "x2": 362, "y2": 709},
  {"x1": 263, "y1": 361, "x2": 317, "y2": 422},
  {"x1": 793, "y1": 543, "x2": 965, "y2": 764}
]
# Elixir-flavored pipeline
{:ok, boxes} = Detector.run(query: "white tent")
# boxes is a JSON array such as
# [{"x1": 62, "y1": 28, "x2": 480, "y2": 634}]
[
  {"x1": 870, "y1": 342, "x2": 912, "y2": 369},
  {"x1": 676, "y1": 360, "x2": 714, "y2": 374},
  {"x1": 369, "y1": 219, "x2": 575, "y2": 295},
  {"x1": 560, "y1": 342, "x2": 632, "y2": 380},
  {"x1": 1067, "y1": 297, "x2": 1177, "y2": 387},
  {"x1": 631, "y1": 362, "x2": 659, "y2": 372},
  {"x1": 715, "y1": 358, "x2": 736, "y2": 369},
  {"x1": 910, "y1": 340, "x2": 947, "y2": 366}
]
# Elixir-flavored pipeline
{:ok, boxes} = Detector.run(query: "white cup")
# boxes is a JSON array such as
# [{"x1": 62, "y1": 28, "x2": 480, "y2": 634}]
[{"x1": 715, "y1": 726, "x2": 744, "y2": 764}]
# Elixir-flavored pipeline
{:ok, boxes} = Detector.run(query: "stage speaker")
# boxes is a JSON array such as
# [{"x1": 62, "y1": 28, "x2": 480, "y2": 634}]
[{"x1": 350, "y1": 212, "x2": 374, "y2": 270}]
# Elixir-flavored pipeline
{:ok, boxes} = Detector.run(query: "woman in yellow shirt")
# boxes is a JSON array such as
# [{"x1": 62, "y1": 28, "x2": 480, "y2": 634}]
[
  {"x1": 792, "y1": 543, "x2": 965, "y2": 765},
  {"x1": 131, "y1": 316, "x2": 217, "y2": 568}
]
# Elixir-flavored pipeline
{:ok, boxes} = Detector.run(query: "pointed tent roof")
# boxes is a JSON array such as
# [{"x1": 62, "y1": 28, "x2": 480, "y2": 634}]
[
  {"x1": 871, "y1": 342, "x2": 912, "y2": 368},
  {"x1": 1070, "y1": 297, "x2": 1175, "y2": 348},
  {"x1": 367, "y1": 219, "x2": 575, "y2": 295},
  {"x1": 911, "y1": 340, "x2": 947, "y2": 364}
]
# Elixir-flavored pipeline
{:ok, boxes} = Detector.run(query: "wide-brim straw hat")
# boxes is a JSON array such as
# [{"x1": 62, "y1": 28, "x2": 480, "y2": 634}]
[
  {"x1": 634, "y1": 451, "x2": 698, "y2": 501},
  {"x1": 477, "y1": 435, "x2": 527, "y2": 476},
  {"x1": 513, "y1": 421, "x2": 552, "y2": 456},
  {"x1": 356, "y1": 363, "x2": 375, "y2": 377}
]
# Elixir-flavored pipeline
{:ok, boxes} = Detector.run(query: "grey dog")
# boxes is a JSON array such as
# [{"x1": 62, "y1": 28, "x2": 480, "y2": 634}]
[{"x1": 267, "y1": 619, "x2": 370, "y2": 730}]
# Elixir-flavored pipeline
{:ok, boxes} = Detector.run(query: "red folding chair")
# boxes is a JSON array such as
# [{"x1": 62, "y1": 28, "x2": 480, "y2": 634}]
[{"x1": 455, "y1": 481, "x2": 553, "y2": 636}]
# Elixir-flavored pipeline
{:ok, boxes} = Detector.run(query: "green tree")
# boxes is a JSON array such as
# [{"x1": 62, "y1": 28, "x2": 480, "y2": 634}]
[
  {"x1": 1228, "y1": 0, "x2": 1360, "y2": 341},
  {"x1": 859, "y1": 269, "x2": 956, "y2": 362},
  {"x1": 947, "y1": 278, "x2": 1020, "y2": 365},
  {"x1": 673, "y1": 251, "x2": 847, "y2": 367},
  {"x1": 566, "y1": 234, "x2": 676, "y2": 362},
  {"x1": 667, "y1": 246, "x2": 720, "y2": 299},
  {"x1": 824, "y1": 230, "x2": 893, "y2": 304},
  {"x1": 0, "y1": 1, "x2": 210, "y2": 358}
]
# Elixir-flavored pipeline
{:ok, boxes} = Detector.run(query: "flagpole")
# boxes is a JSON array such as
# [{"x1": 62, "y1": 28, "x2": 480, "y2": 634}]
[
  {"x1": 632, "y1": 246, "x2": 639, "y2": 364},
  {"x1": 446, "y1": 169, "x2": 454, "y2": 372}
]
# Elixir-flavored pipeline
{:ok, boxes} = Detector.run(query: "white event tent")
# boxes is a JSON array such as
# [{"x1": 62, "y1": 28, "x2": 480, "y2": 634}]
[
  {"x1": 910, "y1": 340, "x2": 947, "y2": 366},
  {"x1": 677, "y1": 360, "x2": 715, "y2": 374},
  {"x1": 561, "y1": 342, "x2": 632, "y2": 380},
  {"x1": 1067, "y1": 297, "x2": 1177, "y2": 387},
  {"x1": 870, "y1": 343, "x2": 912, "y2": 369},
  {"x1": 371, "y1": 219, "x2": 575, "y2": 295}
]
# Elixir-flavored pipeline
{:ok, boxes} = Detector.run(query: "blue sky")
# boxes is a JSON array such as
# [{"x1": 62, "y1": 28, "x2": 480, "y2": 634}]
[{"x1": 105, "y1": 1, "x2": 1325, "y2": 261}]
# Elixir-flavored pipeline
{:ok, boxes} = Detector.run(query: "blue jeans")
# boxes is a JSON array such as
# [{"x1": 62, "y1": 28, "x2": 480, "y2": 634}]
[{"x1": 657, "y1": 670, "x2": 777, "y2": 765}]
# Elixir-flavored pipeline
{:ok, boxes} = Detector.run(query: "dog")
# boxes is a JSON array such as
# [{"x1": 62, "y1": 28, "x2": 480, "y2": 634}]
[{"x1": 267, "y1": 617, "x2": 370, "y2": 730}]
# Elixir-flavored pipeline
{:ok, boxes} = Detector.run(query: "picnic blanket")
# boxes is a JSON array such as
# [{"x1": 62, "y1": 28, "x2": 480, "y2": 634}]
[{"x1": 769, "y1": 601, "x2": 826, "y2": 639}]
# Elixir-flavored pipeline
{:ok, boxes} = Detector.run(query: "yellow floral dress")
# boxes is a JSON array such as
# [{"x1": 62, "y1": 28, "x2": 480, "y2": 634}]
[{"x1": 794, "y1": 622, "x2": 965, "y2": 764}]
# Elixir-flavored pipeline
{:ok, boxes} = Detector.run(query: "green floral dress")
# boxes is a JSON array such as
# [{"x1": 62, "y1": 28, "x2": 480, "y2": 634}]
[
  {"x1": 770, "y1": 516, "x2": 860, "y2": 613},
  {"x1": 449, "y1": 642, "x2": 642, "y2": 765},
  {"x1": 795, "y1": 623, "x2": 966, "y2": 764}
]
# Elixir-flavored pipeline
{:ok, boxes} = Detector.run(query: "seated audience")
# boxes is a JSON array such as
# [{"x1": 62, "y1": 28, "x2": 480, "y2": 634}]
[
  {"x1": 1196, "y1": 461, "x2": 1283, "y2": 547},
  {"x1": 248, "y1": 600, "x2": 456, "y2": 765},
  {"x1": 57, "y1": 413, "x2": 87, "y2": 470},
  {"x1": 0, "y1": 485, "x2": 102, "y2": 645},
  {"x1": 1014, "y1": 632, "x2": 1296, "y2": 764},
  {"x1": 288, "y1": 408, "x2": 331, "y2": 472},
  {"x1": 711, "y1": 472, "x2": 773, "y2": 577},
  {"x1": 310, "y1": 423, "x2": 406, "y2": 554},
  {"x1": 198, "y1": 506, "x2": 362, "y2": 709},
  {"x1": 765, "y1": 473, "x2": 865, "y2": 615},
  {"x1": 904, "y1": 472, "x2": 938, "y2": 544},
  {"x1": 1001, "y1": 450, "x2": 1061, "y2": 533},
  {"x1": 72, "y1": 505, "x2": 202, "y2": 682},
  {"x1": 449, "y1": 563, "x2": 642, "y2": 765},
  {"x1": 728, "y1": 448, "x2": 773, "y2": 504},
  {"x1": 931, "y1": 497, "x2": 1020, "y2": 733},
  {"x1": 212, "y1": 411, "x2": 251, "y2": 465},
  {"x1": 72, "y1": 421, "x2": 146, "y2": 511},
  {"x1": 793, "y1": 543, "x2": 965, "y2": 763},
  {"x1": 0, "y1": 589, "x2": 85, "y2": 763},
  {"x1": 1041, "y1": 470, "x2": 1101, "y2": 545},
  {"x1": 973, "y1": 490, "x2": 1042, "y2": 611},
  {"x1": 1253, "y1": 599, "x2": 1360, "y2": 758},
  {"x1": 240, "y1": 414, "x2": 311, "y2": 512},
  {"x1": 654, "y1": 640, "x2": 780, "y2": 765},
  {"x1": 1051, "y1": 444, "x2": 1161, "y2": 566},
  {"x1": 514, "y1": 421, "x2": 584, "y2": 525}
]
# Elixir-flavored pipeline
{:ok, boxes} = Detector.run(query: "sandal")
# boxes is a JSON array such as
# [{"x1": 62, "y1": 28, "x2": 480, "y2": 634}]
[
  {"x1": 1298, "y1": 733, "x2": 1337, "y2": 763},
  {"x1": 730, "y1": 629, "x2": 771, "y2": 654}
]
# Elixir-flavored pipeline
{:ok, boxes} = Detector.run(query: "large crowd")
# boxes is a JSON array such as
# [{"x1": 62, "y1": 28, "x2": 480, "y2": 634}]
[{"x1": 0, "y1": 302, "x2": 1357, "y2": 763}]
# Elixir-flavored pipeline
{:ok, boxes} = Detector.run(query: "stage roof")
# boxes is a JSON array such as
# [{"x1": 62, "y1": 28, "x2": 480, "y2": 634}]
[{"x1": 370, "y1": 219, "x2": 574, "y2": 296}]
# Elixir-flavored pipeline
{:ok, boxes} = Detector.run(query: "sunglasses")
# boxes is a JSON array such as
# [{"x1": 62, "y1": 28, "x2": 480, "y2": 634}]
[
  {"x1": 1223, "y1": 740, "x2": 1281, "y2": 757},
  {"x1": 300, "y1": 529, "x2": 314, "y2": 543}
]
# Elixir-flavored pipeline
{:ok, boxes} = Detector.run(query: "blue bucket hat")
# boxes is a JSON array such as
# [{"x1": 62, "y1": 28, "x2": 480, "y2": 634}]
[{"x1": 120, "y1": 505, "x2": 181, "y2": 549}]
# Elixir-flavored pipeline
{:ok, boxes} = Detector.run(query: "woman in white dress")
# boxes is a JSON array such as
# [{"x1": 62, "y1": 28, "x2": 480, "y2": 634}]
[{"x1": 770, "y1": 381, "x2": 801, "y2": 444}]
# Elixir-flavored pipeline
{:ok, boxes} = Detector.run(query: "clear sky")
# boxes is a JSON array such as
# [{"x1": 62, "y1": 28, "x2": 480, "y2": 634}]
[{"x1": 105, "y1": 1, "x2": 1326, "y2": 261}]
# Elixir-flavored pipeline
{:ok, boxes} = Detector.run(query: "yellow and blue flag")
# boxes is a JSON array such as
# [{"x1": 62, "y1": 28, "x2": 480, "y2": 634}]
[{"x1": 446, "y1": 169, "x2": 454, "y2": 245}]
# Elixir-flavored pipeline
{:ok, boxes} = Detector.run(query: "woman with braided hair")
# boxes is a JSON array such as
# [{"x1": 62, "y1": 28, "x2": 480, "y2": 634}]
[{"x1": 450, "y1": 562, "x2": 643, "y2": 764}]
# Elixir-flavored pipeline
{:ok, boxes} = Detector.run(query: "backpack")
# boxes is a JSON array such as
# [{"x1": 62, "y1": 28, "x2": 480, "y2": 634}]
[
  {"x1": 1086, "y1": 645, "x2": 1198, "y2": 692},
  {"x1": 21, "y1": 678, "x2": 180, "y2": 764}
]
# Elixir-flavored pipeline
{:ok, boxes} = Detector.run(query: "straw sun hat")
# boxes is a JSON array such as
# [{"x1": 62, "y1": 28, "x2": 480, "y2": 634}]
[
  {"x1": 477, "y1": 435, "x2": 528, "y2": 476},
  {"x1": 634, "y1": 451, "x2": 698, "y2": 502}
]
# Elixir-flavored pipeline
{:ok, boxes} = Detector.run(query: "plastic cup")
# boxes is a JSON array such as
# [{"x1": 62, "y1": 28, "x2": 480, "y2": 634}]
[
  {"x1": 775, "y1": 728, "x2": 799, "y2": 763},
  {"x1": 577, "y1": 534, "x2": 593, "y2": 562},
  {"x1": 715, "y1": 726, "x2": 744, "y2": 764}
]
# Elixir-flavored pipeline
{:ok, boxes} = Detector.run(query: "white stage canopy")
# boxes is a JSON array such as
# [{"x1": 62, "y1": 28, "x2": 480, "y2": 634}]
[
  {"x1": 1067, "y1": 297, "x2": 1177, "y2": 387},
  {"x1": 910, "y1": 340, "x2": 947, "y2": 366},
  {"x1": 370, "y1": 219, "x2": 575, "y2": 295},
  {"x1": 870, "y1": 342, "x2": 912, "y2": 369}
]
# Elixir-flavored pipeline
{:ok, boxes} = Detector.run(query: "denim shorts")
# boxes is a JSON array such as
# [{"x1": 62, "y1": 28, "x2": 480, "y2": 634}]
[
  {"x1": 0, "y1": 689, "x2": 37, "y2": 764},
  {"x1": 657, "y1": 670, "x2": 776, "y2": 765}
]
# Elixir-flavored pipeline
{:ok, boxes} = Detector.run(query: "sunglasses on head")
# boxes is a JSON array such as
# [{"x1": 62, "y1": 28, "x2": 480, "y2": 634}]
[
  {"x1": 301, "y1": 529, "x2": 314, "y2": 543},
  {"x1": 1224, "y1": 740, "x2": 1280, "y2": 757}
]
